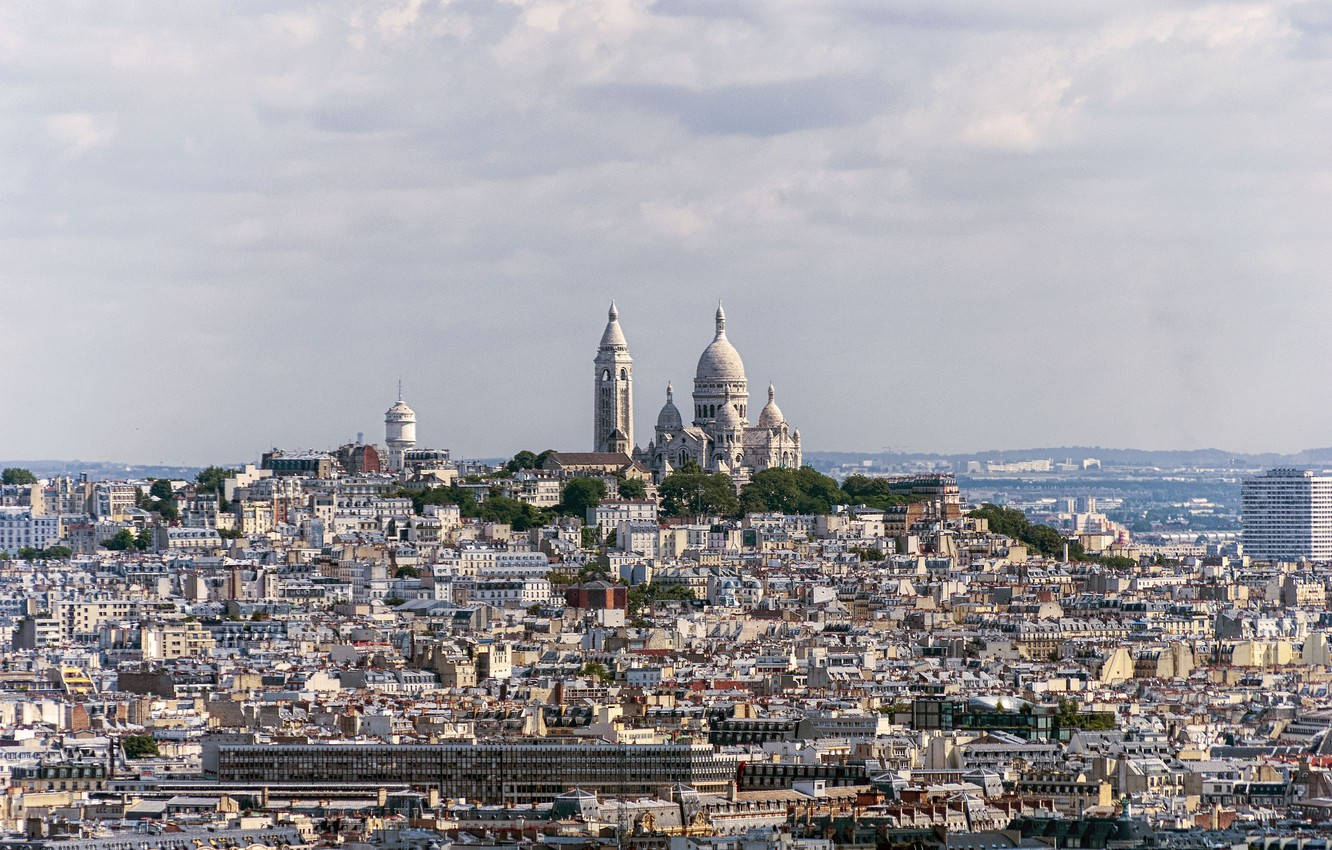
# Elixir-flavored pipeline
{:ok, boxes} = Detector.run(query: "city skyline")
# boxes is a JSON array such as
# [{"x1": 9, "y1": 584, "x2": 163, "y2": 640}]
[{"x1": 7, "y1": 2, "x2": 1332, "y2": 463}]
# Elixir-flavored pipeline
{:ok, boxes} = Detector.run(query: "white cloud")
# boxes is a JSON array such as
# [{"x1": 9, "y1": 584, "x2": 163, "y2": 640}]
[{"x1": 44, "y1": 113, "x2": 115, "y2": 155}]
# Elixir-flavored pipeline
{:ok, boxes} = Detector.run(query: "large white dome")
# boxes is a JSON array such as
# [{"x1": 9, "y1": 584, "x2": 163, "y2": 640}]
[{"x1": 695, "y1": 303, "x2": 746, "y2": 382}]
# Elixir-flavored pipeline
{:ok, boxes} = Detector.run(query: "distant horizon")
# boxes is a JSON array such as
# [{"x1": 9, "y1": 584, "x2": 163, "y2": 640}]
[{"x1": 9, "y1": 442, "x2": 1332, "y2": 474}]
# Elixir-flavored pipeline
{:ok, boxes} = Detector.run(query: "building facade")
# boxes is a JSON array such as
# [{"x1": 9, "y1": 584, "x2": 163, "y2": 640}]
[{"x1": 215, "y1": 742, "x2": 738, "y2": 804}]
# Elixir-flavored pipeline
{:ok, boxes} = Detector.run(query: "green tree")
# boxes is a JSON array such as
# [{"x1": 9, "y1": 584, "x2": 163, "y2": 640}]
[
  {"x1": 968, "y1": 503, "x2": 1070, "y2": 559},
  {"x1": 217, "y1": 527, "x2": 242, "y2": 540},
  {"x1": 122, "y1": 734, "x2": 158, "y2": 759},
  {"x1": 479, "y1": 495, "x2": 548, "y2": 530},
  {"x1": 617, "y1": 477, "x2": 648, "y2": 500},
  {"x1": 395, "y1": 565, "x2": 418, "y2": 578},
  {"x1": 16, "y1": 547, "x2": 39, "y2": 560},
  {"x1": 196, "y1": 466, "x2": 235, "y2": 510},
  {"x1": 580, "y1": 661, "x2": 614, "y2": 684},
  {"x1": 627, "y1": 582, "x2": 696, "y2": 616},
  {"x1": 195, "y1": 466, "x2": 234, "y2": 493},
  {"x1": 1, "y1": 468, "x2": 36, "y2": 485},
  {"x1": 103, "y1": 529, "x2": 138, "y2": 551},
  {"x1": 149, "y1": 479, "x2": 176, "y2": 501},
  {"x1": 558, "y1": 477, "x2": 607, "y2": 518},
  {"x1": 407, "y1": 483, "x2": 479, "y2": 517},
  {"x1": 738, "y1": 467, "x2": 843, "y2": 515},
  {"x1": 840, "y1": 474, "x2": 920, "y2": 510},
  {"x1": 580, "y1": 527, "x2": 601, "y2": 549},
  {"x1": 658, "y1": 470, "x2": 739, "y2": 518},
  {"x1": 41, "y1": 545, "x2": 72, "y2": 560},
  {"x1": 534, "y1": 449, "x2": 557, "y2": 469}
]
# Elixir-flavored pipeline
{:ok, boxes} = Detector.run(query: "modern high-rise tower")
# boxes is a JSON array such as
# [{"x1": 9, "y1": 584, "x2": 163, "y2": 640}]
[
  {"x1": 1242, "y1": 468, "x2": 1332, "y2": 562},
  {"x1": 593, "y1": 301, "x2": 634, "y2": 454}
]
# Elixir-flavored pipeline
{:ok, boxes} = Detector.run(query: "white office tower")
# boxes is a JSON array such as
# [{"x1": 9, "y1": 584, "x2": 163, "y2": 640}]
[
  {"x1": 384, "y1": 385, "x2": 417, "y2": 472},
  {"x1": 1242, "y1": 468, "x2": 1332, "y2": 562}
]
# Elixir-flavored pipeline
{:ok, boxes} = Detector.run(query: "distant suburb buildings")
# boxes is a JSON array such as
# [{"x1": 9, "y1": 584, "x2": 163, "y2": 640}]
[
  {"x1": 1242, "y1": 467, "x2": 1332, "y2": 562},
  {"x1": 594, "y1": 301, "x2": 802, "y2": 482}
]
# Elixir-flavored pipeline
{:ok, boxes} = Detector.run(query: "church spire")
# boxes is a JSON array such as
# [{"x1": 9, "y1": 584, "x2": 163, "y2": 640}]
[{"x1": 715, "y1": 300, "x2": 726, "y2": 338}]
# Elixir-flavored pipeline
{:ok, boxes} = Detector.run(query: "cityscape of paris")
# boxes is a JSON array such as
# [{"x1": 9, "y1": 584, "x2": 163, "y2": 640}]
[{"x1": 9, "y1": 2, "x2": 1332, "y2": 850}]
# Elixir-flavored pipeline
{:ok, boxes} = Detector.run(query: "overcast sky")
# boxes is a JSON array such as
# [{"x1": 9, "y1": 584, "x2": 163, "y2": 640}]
[{"x1": 3, "y1": 0, "x2": 1332, "y2": 464}]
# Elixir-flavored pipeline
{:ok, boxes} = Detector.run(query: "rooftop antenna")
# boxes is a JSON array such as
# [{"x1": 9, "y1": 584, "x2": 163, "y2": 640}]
[{"x1": 397, "y1": 378, "x2": 403, "y2": 401}]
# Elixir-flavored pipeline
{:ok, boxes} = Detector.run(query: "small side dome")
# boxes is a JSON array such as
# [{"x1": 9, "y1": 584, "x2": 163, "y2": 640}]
[
  {"x1": 757, "y1": 383, "x2": 785, "y2": 429},
  {"x1": 656, "y1": 382, "x2": 683, "y2": 432},
  {"x1": 714, "y1": 400, "x2": 744, "y2": 431}
]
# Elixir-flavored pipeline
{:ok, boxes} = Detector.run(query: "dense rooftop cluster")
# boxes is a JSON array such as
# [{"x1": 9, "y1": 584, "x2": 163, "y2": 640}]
[{"x1": 0, "y1": 458, "x2": 1330, "y2": 850}]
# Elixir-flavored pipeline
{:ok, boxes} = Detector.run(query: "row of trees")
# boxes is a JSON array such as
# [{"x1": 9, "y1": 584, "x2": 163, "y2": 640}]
[
  {"x1": 1, "y1": 545, "x2": 72, "y2": 561},
  {"x1": 658, "y1": 465, "x2": 933, "y2": 519}
]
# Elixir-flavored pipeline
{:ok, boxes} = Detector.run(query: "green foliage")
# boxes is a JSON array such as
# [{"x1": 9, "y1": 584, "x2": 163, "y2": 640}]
[
  {"x1": 840, "y1": 474, "x2": 934, "y2": 510},
  {"x1": 547, "y1": 569, "x2": 577, "y2": 586},
  {"x1": 149, "y1": 479, "x2": 176, "y2": 501},
  {"x1": 627, "y1": 582, "x2": 695, "y2": 616},
  {"x1": 249, "y1": 611, "x2": 270, "y2": 621},
  {"x1": 1096, "y1": 555, "x2": 1139, "y2": 570},
  {"x1": 217, "y1": 527, "x2": 243, "y2": 540},
  {"x1": 617, "y1": 477, "x2": 648, "y2": 500},
  {"x1": 968, "y1": 503, "x2": 1069, "y2": 559},
  {"x1": 401, "y1": 483, "x2": 480, "y2": 517},
  {"x1": 739, "y1": 467, "x2": 843, "y2": 515},
  {"x1": 580, "y1": 527, "x2": 600, "y2": 549},
  {"x1": 195, "y1": 466, "x2": 235, "y2": 497},
  {"x1": 506, "y1": 451, "x2": 538, "y2": 473},
  {"x1": 558, "y1": 477, "x2": 607, "y2": 518},
  {"x1": 658, "y1": 470, "x2": 739, "y2": 517},
  {"x1": 479, "y1": 495, "x2": 548, "y2": 530},
  {"x1": 849, "y1": 546, "x2": 884, "y2": 563},
  {"x1": 580, "y1": 661, "x2": 614, "y2": 684},
  {"x1": 383, "y1": 597, "x2": 406, "y2": 607},
  {"x1": 2, "y1": 468, "x2": 36, "y2": 485},
  {"x1": 1055, "y1": 699, "x2": 1117, "y2": 731},
  {"x1": 103, "y1": 528, "x2": 139, "y2": 551},
  {"x1": 122, "y1": 734, "x2": 158, "y2": 759},
  {"x1": 155, "y1": 500, "x2": 180, "y2": 522},
  {"x1": 395, "y1": 565, "x2": 418, "y2": 578},
  {"x1": 505, "y1": 449, "x2": 557, "y2": 474}
]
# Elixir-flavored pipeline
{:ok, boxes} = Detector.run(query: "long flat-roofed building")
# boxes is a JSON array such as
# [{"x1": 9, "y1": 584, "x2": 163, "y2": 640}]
[{"x1": 214, "y1": 741, "x2": 739, "y2": 804}]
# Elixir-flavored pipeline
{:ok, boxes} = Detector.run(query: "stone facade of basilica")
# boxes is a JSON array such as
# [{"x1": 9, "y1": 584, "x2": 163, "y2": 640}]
[{"x1": 593, "y1": 301, "x2": 801, "y2": 483}]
